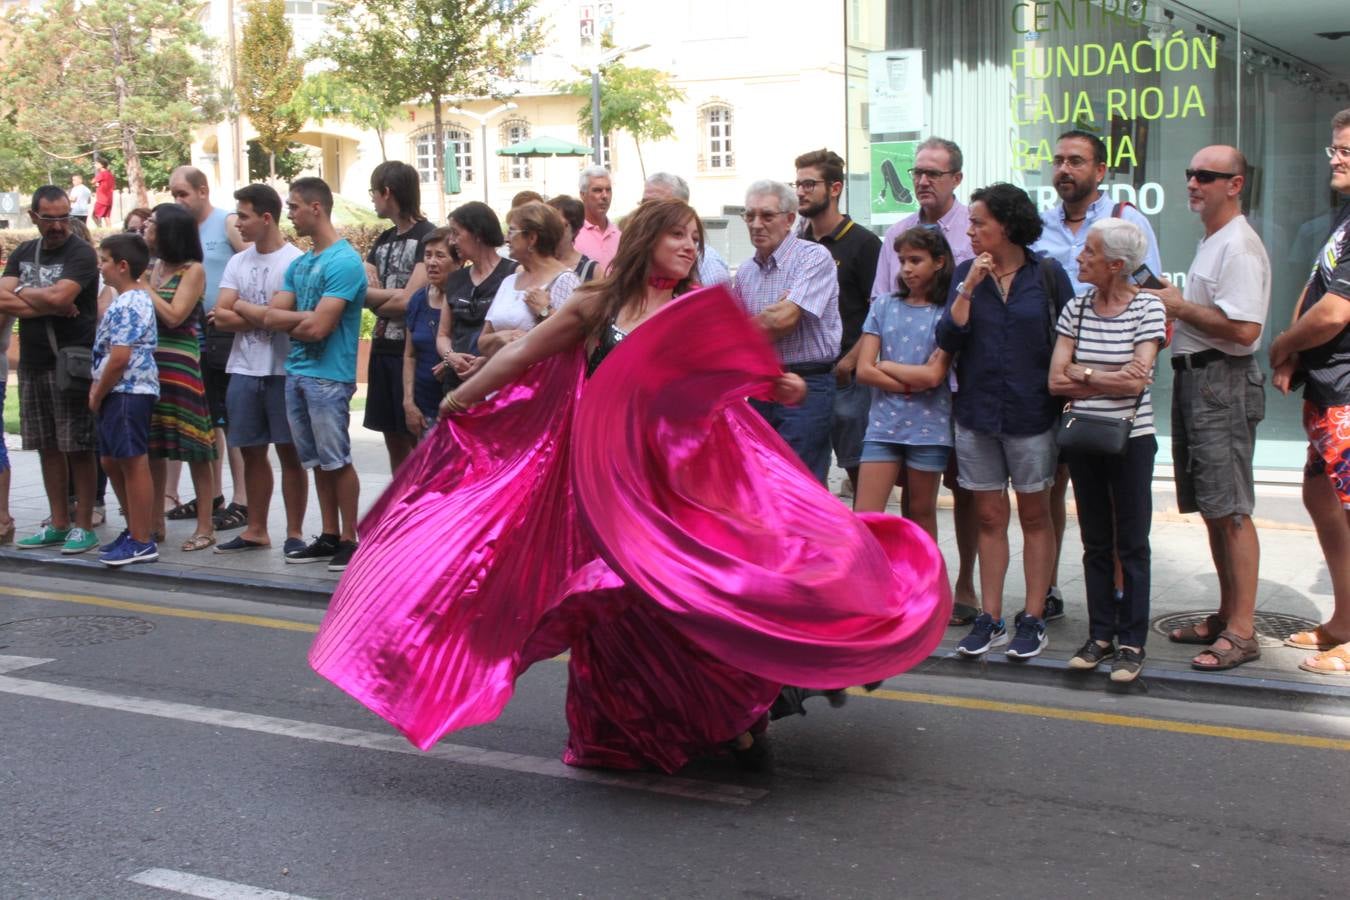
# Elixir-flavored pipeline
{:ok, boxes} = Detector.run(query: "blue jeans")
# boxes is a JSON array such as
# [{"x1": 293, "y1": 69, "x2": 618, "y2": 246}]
[
  {"x1": 751, "y1": 372, "x2": 836, "y2": 484},
  {"x1": 831, "y1": 376, "x2": 869, "y2": 471},
  {"x1": 285, "y1": 375, "x2": 355, "y2": 471}
]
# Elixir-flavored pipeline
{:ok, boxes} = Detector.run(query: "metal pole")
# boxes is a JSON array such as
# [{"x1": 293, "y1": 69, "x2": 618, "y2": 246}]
[
  {"x1": 482, "y1": 122, "x2": 489, "y2": 204},
  {"x1": 590, "y1": 68, "x2": 603, "y2": 165}
]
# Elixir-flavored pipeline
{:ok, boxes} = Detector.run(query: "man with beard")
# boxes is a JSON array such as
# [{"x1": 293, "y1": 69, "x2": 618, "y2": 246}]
[
  {"x1": 1033, "y1": 129, "x2": 1162, "y2": 625},
  {"x1": 794, "y1": 149, "x2": 881, "y2": 493}
]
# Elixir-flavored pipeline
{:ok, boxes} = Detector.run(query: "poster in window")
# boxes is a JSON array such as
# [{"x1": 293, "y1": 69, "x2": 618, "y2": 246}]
[
  {"x1": 867, "y1": 49, "x2": 924, "y2": 135},
  {"x1": 869, "y1": 140, "x2": 920, "y2": 225}
]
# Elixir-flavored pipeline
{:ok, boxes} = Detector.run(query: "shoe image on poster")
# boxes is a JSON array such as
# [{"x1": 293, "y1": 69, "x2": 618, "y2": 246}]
[{"x1": 880, "y1": 160, "x2": 914, "y2": 205}]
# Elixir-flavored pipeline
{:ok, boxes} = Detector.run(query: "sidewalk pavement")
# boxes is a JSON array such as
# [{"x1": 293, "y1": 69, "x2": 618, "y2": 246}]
[{"x1": 3, "y1": 413, "x2": 1347, "y2": 714}]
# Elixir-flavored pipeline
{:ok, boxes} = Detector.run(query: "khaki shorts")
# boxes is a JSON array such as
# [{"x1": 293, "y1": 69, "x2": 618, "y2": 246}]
[{"x1": 1170, "y1": 354, "x2": 1264, "y2": 519}]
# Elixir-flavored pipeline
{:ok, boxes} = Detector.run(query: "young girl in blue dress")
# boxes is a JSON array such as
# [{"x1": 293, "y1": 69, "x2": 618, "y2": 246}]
[{"x1": 853, "y1": 226, "x2": 955, "y2": 541}]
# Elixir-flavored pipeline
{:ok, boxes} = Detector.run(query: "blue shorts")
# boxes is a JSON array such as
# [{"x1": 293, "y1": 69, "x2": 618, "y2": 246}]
[
  {"x1": 227, "y1": 374, "x2": 293, "y2": 448},
  {"x1": 98, "y1": 392, "x2": 155, "y2": 460},
  {"x1": 285, "y1": 374, "x2": 355, "y2": 471},
  {"x1": 859, "y1": 440, "x2": 951, "y2": 472}
]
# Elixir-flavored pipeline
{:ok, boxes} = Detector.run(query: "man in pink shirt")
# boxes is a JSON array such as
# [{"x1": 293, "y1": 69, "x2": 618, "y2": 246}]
[{"x1": 573, "y1": 166, "x2": 620, "y2": 273}]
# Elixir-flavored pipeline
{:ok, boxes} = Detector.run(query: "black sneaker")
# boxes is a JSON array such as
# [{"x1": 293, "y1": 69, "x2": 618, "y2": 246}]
[
  {"x1": 285, "y1": 533, "x2": 339, "y2": 564},
  {"x1": 956, "y1": 613, "x2": 1008, "y2": 657},
  {"x1": 1007, "y1": 614, "x2": 1048, "y2": 659},
  {"x1": 327, "y1": 540, "x2": 358, "y2": 572},
  {"x1": 1067, "y1": 638, "x2": 1113, "y2": 670},
  {"x1": 1110, "y1": 646, "x2": 1145, "y2": 683},
  {"x1": 1016, "y1": 587, "x2": 1065, "y2": 627}
]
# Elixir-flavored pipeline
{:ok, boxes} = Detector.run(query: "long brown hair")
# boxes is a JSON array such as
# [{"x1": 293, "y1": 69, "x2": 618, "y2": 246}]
[{"x1": 579, "y1": 198, "x2": 704, "y2": 332}]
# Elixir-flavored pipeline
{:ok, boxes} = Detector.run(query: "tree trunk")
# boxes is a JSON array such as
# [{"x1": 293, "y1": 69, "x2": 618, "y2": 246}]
[
  {"x1": 432, "y1": 93, "x2": 446, "y2": 221},
  {"x1": 268, "y1": 151, "x2": 277, "y2": 180},
  {"x1": 108, "y1": 23, "x2": 148, "y2": 206},
  {"x1": 376, "y1": 127, "x2": 387, "y2": 161},
  {"x1": 634, "y1": 135, "x2": 646, "y2": 179}
]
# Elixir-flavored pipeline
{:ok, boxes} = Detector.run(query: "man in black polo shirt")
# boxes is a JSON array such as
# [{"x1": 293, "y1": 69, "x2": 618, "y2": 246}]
[
  {"x1": 795, "y1": 148, "x2": 882, "y2": 492},
  {"x1": 0, "y1": 186, "x2": 102, "y2": 554}
]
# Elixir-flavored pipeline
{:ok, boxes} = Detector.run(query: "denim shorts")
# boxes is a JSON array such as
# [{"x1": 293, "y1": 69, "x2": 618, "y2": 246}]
[
  {"x1": 859, "y1": 440, "x2": 951, "y2": 472},
  {"x1": 954, "y1": 424, "x2": 1058, "y2": 493},
  {"x1": 98, "y1": 392, "x2": 155, "y2": 460},
  {"x1": 227, "y1": 374, "x2": 293, "y2": 448},
  {"x1": 285, "y1": 374, "x2": 355, "y2": 471}
]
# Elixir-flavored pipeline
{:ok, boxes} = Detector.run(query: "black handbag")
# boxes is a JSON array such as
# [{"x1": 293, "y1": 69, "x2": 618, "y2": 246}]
[
  {"x1": 1054, "y1": 294, "x2": 1144, "y2": 457},
  {"x1": 46, "y1": 318, "x2": 93, "y2": 394}
]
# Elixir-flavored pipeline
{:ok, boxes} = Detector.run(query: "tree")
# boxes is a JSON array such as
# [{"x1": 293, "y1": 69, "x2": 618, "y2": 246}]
[
  {"x1": 0, "y1": 0, "x2": 221, "y2": 206},
  {"x1": 315, "y1": 0, "x2": 545, "y2": 217},
  {"x1": 284, "y1": 71, "x2": 404, "y2": 161},
  {"x1": 561, "y1": 62, "x2": 684, "y2": 178},
  {"x1": 238, "y1": 0, "x2": 305, "y2": 180},
  {"x1": 247, "y1": 139, "x2": 312, "y2": 181}
]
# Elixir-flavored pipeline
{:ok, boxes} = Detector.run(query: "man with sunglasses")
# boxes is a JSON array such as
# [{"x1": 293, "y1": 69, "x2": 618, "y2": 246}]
[
  {"x1": 0, "y1": 186, "x2": 102, "y2": 554},
  {"x1": 734, "y1": 179, "x2": 841, "y2": 483},
  {"x1": 794, "y1": 148, "x2": 881, "y2": 495},
  {"x1": 1155, "y1": 144, "x2": 1271, "y2": 672}
]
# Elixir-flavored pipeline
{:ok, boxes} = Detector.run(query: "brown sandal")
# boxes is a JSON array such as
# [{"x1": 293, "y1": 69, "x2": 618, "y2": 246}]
[
  {"x1": 1284, "y1": 626, "x2": 1347, "y2": 652},
  {"x1": 1191, "y1": 629, "x2": 1261, "y2": 671},
  {"x1": 180, "y1": 533, "x2": 216, "y2": 552},
  {"x1": 1169, "y1": 613, "x2": 1227, "y2": 645},
  {"x1": 1299, "y1": 643, "x2": 1350, "y2": 676}
]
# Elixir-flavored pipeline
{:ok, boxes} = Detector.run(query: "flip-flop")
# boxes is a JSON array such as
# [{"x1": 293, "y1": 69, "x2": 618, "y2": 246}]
[
  {"x1": 1284, "y1": 626, "x2": 1346, "y2": 651},
  {"x1": 1169, "y1": 613, "x2": 1227, "y2": 645},
  {"x1": 213, "y1": 535, "x2": 269, "y2": 554},
  {"x1": 1299, "y1": 643, "x2": 1350, "y2": 676},
  {"x1": 180, "y1": 533, "x2": 216, "y2": 552}
]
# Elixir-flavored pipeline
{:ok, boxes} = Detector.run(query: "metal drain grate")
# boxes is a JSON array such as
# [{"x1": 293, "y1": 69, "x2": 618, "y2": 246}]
[
  {"x1": 1151, "y1": 611, "x2": 1320, "y2": 649},
  {"x1": 0, "y1": 615, "x2": 156, "y2": 649}
]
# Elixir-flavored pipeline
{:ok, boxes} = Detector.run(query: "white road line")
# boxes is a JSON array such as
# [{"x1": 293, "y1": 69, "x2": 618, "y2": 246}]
[
  {"x1": 0, "y1": 655, "x2": 765, "y2": 806},
  {"x1": 128, "y1": 867, "x2": 317, "y2": 899}
]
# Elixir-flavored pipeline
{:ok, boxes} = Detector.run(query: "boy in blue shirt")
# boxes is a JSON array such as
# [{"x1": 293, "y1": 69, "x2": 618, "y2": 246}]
[
  {"x1": 91, "y1": 234, "x2": 159, "y2": 566},
  {"x1": 264, "y1": 177, "x2": 368, "y2": 572}
]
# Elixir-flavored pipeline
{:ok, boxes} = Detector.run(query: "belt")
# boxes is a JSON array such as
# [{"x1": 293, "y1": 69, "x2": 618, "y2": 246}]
[
  {"x1": 1170, "y1": 348, "x2": 1231, "y2": 371},
  {"x1": 786, "y1": 361, "x2": 834, "y2": 376}
]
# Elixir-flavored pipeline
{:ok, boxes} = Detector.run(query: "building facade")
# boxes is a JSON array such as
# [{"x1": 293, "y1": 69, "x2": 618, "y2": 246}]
[{"x1": 844, "y1": 0, "x2": 1350, "y2": 469}]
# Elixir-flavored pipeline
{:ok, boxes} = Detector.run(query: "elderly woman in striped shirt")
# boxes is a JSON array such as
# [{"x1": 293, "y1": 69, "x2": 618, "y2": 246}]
[{"x1": 1049, "y1": 218, "x2": 1166, "y2": 683}]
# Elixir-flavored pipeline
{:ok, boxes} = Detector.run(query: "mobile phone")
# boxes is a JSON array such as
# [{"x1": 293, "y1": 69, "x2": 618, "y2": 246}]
[{"x1": 1130, "y1": 264, "x2": 1164, "y2": 289}]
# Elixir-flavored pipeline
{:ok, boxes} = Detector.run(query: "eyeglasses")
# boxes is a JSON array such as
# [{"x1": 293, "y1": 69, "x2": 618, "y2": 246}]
[
  {"x1": 907, "y1": 168, "x2": 955, "y2": 181},
  {"x1": 1327, "y1": 146, "x2": 1350, "y2": 161},
  {"x1": 506, "y1": 227, "x2": 525, "y2": 238},
  {"x1": 742, "y1": 211, "x2": 786, "y2": 223},
  {"x1": 32, "y1": 213, "x2": 71, "y2": 223},
  {"x1": 1051, "y1": 156, "x2": 1093, "y2": 169},
  {"x1": 789, "y1": 179, "x2": 833, "y2": 191},
  {"x1": 1185, "y1": 168, "x2": 1239, "y2": 184}
]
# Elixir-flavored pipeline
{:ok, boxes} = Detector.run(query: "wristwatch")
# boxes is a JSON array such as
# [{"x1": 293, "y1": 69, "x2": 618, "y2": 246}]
[
  {"x1": 536, "y1": 306, "x2": 552, "y2": 320},
  {"x1": 1083, "y1": 367, "x2": 1094, "y2": 383}
]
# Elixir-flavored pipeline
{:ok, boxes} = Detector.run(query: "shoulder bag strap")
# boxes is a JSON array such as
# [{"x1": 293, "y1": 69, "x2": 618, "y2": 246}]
[{"x1": 32, "y1": 242, "x2": 62, "y2": 357}]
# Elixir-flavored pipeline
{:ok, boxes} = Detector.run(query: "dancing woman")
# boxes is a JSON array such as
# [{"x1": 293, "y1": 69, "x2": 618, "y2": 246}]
[{"x1": 311, "y1": 199, "x2": 951, "y2": 773}]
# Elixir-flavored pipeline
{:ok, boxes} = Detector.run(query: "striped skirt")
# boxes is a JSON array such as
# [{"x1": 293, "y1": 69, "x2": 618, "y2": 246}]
[{"x1": 148, "y1": 322, "x2": 217, "y2": 462}]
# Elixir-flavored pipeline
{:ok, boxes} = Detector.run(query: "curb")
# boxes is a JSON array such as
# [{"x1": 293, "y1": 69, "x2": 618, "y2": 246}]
[
  {"x1": 911, "y1": 648, "x2": 1350, "y2": 718},
  {"x1": 6, "y1": 548, "x2": 1350, "y2": 716}
]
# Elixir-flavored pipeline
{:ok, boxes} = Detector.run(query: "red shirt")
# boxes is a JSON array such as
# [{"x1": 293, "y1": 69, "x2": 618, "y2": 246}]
[{"x1": 94, "y1": 168, "x2": 114, "y2": 204}]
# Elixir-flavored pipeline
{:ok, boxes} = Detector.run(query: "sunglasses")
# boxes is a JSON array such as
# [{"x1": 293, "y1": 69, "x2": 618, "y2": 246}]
[{"x1": 1185, "y1": 168, "x2": 1238, "y2": 184}]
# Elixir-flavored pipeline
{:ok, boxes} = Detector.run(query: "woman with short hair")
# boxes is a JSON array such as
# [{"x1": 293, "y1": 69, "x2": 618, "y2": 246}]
[
  {"x1": 477, "y1": 201, "x2": 579, "y2": 356},
  {"x1": 937, "y1": 182, "x2": 1075, "y2": 660},
  {"x1": 1050, "y1": 218, "x2": 1165, "y2": 682},
  {"x1": 433, "y1": 201, "x2": 517, "y2": 390}
]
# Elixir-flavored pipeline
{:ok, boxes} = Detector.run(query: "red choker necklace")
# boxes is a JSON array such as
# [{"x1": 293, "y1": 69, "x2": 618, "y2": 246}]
[{"x1": 648, "y1": 275, "x2": 680, "y2": 289}]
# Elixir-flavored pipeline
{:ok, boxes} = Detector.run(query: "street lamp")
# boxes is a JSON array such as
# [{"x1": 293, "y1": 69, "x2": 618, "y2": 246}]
[
  {"x1": 589, "y1": 43, "x2": 650, "y2": 165},
  {"x1": 448, "y1": 102, "x2": 518, "y2": 207}
]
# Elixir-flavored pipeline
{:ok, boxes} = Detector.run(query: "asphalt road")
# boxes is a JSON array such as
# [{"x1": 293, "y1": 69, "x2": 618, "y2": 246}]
[{"x1": 1, "y1": 570, "x2": 1346, "y2": 899}]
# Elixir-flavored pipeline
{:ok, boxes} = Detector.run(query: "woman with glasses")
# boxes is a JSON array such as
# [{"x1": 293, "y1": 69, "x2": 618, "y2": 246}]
[
  {"x1": 311, "y1": 198, "x2": 950, "y2": 774},
  {"x1": 477, "y1": 202, "x2": 579, "y2": 357},
  {"x1": 143, "y1": 203, "x2": 217, "y2": 551},
  {"x1": 433, "y1": 201, "x2": 516, "y2": 391},
  {"x1": 938, "y1": 182, "x2": 1075, "y2": 661}
]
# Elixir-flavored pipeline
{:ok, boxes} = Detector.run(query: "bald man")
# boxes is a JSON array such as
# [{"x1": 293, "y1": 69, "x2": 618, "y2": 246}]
[
  {"x1": 169, "y1": 166, "x2": 249, "y2": 529},
  {"x1": 1156, "y1": 145, "x2": 1271, "y2": 672}
]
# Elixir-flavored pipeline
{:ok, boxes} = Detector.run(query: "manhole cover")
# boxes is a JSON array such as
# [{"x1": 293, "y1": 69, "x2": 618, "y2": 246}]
[
  {"x1": 1151, "y1": 611, "x2": 1320, "y2": 649},
  {"x1": 0, "y1": 615, "x2": 156, "y2": 648}
]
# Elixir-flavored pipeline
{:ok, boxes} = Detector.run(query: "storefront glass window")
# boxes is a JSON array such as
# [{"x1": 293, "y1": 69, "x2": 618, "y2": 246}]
[{"x1": 846, "y1": 0, "x2": 1350, "y2": 468}]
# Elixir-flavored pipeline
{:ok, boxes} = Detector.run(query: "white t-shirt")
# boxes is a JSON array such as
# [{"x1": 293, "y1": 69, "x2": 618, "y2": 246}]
[
  {"x1": 1172, "y1": 214, "x2": 1271, "y2": 356},
  {"x1": 484, "y1": 270, "x2": 580, "y2": 333},
  {"x1": 220, "y1": 242, "x2": 304, "y2": 376},
  {"x1": 69, "y1": 184, "x2": 92, "y2": 216}
]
